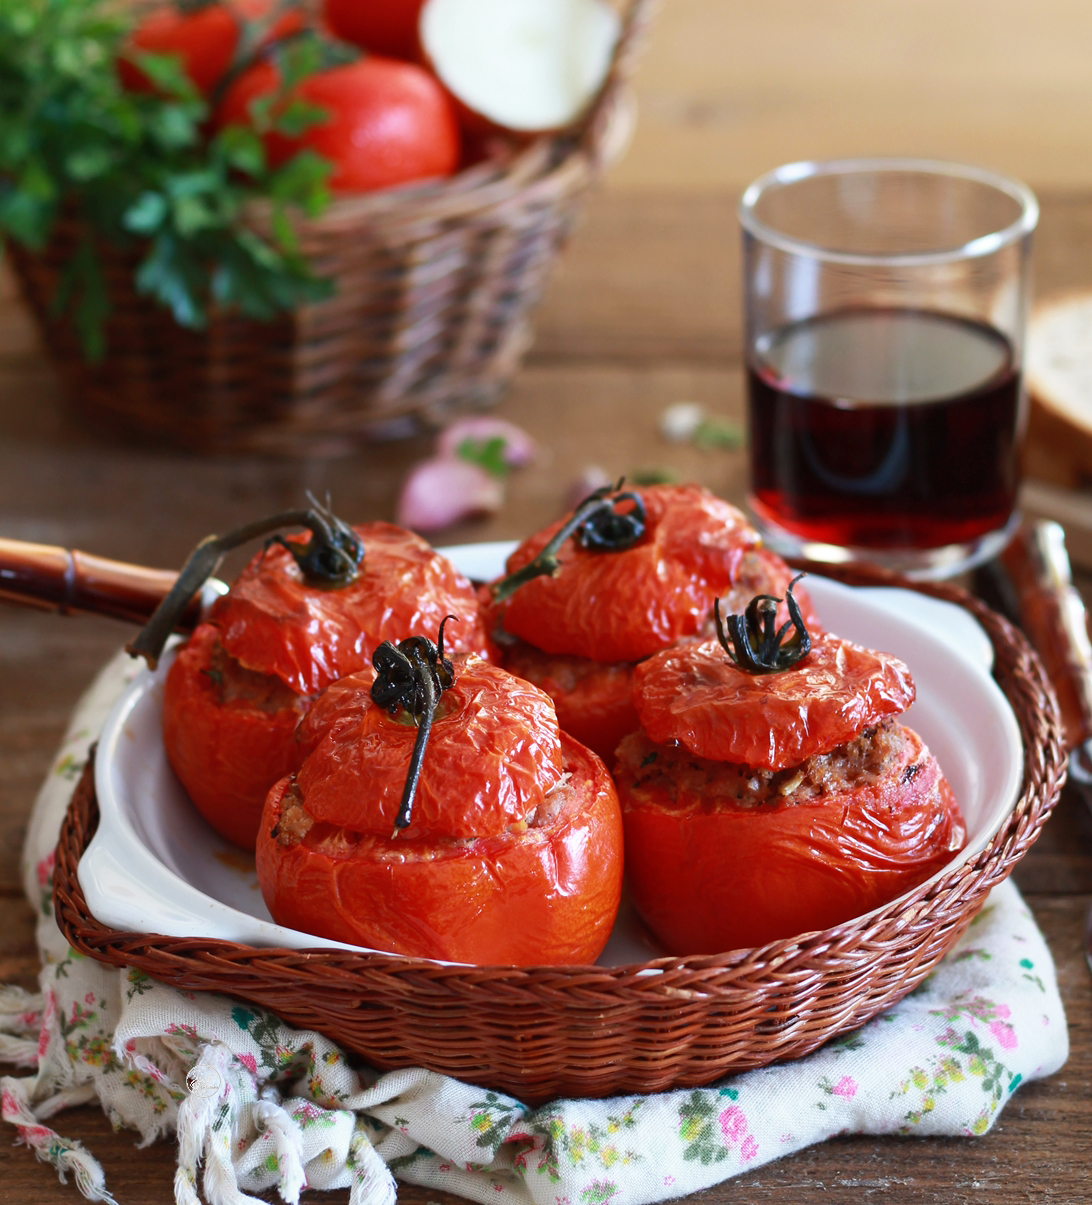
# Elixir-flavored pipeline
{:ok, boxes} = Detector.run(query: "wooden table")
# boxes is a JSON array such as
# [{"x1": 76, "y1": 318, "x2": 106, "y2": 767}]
[{"x1": 4, "y1": 1, "x2": 1092, "y2": 1197}]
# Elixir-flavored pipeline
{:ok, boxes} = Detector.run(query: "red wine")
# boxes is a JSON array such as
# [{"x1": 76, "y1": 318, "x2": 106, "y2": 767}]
[{"x1": 747, "y1": 308, "x2": 1022, "y2": 551}]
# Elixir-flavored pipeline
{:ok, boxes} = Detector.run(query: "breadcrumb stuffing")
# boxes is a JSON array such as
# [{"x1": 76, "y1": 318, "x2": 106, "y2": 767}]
[
  {"x1": 615, "y1": 718, "x2": 910, "y2": 810},
  {"x1": 273, "y1": 782, "x2": 314, "y2": 845}
]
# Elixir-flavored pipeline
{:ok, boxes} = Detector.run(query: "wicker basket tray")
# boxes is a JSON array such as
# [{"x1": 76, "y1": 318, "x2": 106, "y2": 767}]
[
  {"x1": 52, "y1": 565, "x2": 1065, "y2": 1105},
  {"x1": 7, "y1": 0, "x2": 652, "y2": 456}
]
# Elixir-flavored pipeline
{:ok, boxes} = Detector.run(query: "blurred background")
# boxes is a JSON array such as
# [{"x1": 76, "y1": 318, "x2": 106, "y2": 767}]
[
  {"x1": 5, "y1": 0, "x2": 1092, "y2": 562},
  {"x1": 617, "y1": 0, "x2": 1092, "y2": 193}
]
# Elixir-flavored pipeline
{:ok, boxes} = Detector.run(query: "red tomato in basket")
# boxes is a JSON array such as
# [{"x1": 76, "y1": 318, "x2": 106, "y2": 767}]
[
  {"x1": 323, "y1": 0, "x2": 426, "y2": 60},
  {"x1": 163, "y1": 522, "x2": 494, "y2": 851},
  {"x1": 216, "y1": 56, "x2": 460, "y2": 193},
  {"x1": 256, "y1": 659, "x2": 624, "y2": 965},
  {"x1": 118, "y1": 1, "x2": 305, "y2": 96},
  {"x1": 163, "y1": 623, "x2": 307, "y2": 850},
  {"x1": 618, "y1": 603, "x2": 965, "y2": 955},
  {"x1": 616, "y1": 725, "x2": 966, "y2": 955}
]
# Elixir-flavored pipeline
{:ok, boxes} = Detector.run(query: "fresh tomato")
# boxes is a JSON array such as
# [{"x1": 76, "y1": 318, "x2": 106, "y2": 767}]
[
  {"x1": 616, "y1": 723, "x2": 966, "y2": 954},
  {"x1": 256, "y1": 658, "x2": 624, "y2": 964},
  {"x1": 493, "y1": 485, "x2": 759, "y2": 663},
  {"x1": 632, "y1": 630, "x2": 915, "y2": 771},
  {"x1": 118, "y1": 0, "x2": 305, "y2": 96},
  {"x1": 162, "y1": 522, "x2": 493, "y2": 850},
  {"x1": 323, "y1": 0, "x2": 426, "y2": 60},
  {"x1": 216, "y1": 55, "x2": 460, "y2": 193}
]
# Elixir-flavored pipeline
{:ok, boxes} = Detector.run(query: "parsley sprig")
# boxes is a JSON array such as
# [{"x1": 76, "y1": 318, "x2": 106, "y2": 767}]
[{"x1": 0, "y1": 0, "x2": 335, "y2": 359}]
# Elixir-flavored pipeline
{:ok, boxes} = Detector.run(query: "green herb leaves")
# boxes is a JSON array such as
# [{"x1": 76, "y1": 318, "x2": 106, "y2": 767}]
[
  {"x1": 456, "y1": 436, "x2": 510, "y2": 479},
  {"x1": 0, "y1": 0, "x2": 332, "y2": 358}
]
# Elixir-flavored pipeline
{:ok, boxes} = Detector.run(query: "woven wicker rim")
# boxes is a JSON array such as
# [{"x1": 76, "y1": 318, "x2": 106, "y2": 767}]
[{"x1": 52, "y1": 563, "x2": 1066, "y2": 1101}]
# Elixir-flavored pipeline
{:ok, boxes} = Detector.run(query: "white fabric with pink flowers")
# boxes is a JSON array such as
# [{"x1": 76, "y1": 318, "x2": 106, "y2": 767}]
[{"x1": 0, "y1": 652, "x2": 1070, "y2": 1205}]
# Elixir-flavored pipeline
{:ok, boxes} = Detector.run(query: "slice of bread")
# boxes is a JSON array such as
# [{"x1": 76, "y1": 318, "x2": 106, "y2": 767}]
[{"x1": 1025, "y1": 292, "x2": 1092, "y2": 487}]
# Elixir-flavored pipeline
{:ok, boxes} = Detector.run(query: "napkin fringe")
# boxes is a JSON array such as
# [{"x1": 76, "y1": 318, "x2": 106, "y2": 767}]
[
  {"x1": 253, "y1": 1091, "x2": 307, "y2": 1203},
  {"x1": 0, "y1": 1072, "x2": 115, "y2": 1204},
  {"x1": 0, "y1": 984, "x2": 44, "y2": 1030},
  {"x1": 176, "y1": 1043, "x2": 270, "y2": 1205},
  {"x1": 0, "y1": 1034, "x2": 40, "y2": 1067},
  {"x1": 348, "y1": 1124, "x2": 399, "y2": 1205},
  {"x1": 0, "y1": 985, "x2": 44, "y2": 1067}
]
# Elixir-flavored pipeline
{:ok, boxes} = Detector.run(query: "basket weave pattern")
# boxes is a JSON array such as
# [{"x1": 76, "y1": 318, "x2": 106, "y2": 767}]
[
  {"x1": 52, "y1": 567, "x2": 1065, "y2": 1104},
  {"x1": 8, "y1": 0, "x2": 652, "y2": 455}
]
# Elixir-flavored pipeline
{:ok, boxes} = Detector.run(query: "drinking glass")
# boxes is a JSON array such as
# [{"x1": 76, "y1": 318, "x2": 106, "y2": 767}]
[{"x1": 739, "y1": 158, "x2": 1038, "y2": 578}]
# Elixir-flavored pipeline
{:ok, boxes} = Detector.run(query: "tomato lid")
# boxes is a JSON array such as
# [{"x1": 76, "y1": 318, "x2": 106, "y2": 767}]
[
  {"x1": 494, "y1": 485, "x2": 758, "y2": 662},
  {"x1": 632, "y1": 632, "x2": 915, "y2": 770},
  {"x1": 295, "y1": 657, "x2": 565, "y2": 839},
  {"x1": 212, "y1": 522, "x2": 492, "y2": 695}
]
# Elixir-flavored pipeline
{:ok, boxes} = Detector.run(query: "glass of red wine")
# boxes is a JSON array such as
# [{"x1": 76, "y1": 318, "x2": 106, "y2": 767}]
[{"x1": 739, "y1": 158, "x2": 1038, "y2": 578}]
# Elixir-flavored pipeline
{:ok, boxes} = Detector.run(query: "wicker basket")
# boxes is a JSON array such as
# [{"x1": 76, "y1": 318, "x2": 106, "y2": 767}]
[
  {"x1": 51, "y1": 565, "x2": 1066, "y2": 1105},
  {"x1": 6, "y1": 0, "x2": 652, "y2": 456}
]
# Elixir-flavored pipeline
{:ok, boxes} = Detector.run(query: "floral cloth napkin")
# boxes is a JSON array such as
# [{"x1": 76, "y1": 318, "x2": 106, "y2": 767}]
[{"x1": 0, "y1": 652, "x2": 1070, "y2": 1205}]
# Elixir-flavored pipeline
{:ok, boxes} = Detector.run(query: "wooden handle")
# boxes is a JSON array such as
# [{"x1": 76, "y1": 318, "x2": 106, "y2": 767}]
[
  {"x1": 1000, "y1": 521, "x2": 1092, "y2": 751},
  {"x1": 0, "y1": 537, "x2": 182, "y2": 626}
]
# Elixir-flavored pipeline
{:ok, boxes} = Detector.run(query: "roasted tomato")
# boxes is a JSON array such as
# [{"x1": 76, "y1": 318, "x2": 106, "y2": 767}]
[
  {"x1": 118, "y1": 0, "x2": 305, "y2": 96},
  {"x1": 633, "y1": 630, "x2": 915, "y2": 771},
  {"x1": 493, "y1": 484, "x2": 759, "y2": 662},
  {"x1": 163, "y1": 522, "x2": 493, "y2": 850},
  {"x1": 615, "y1": 577, "x2": 966, "y2": 954},
  {"x1": 487, "y1": 486, "x2": 819, "y2": 760},
  {"x1": 256, "y1": 656, "x2": 623, "y2": 965},
  {"x1": 501, "y1": 546, "x2": 822, "y2": 761},
  {"x1": 162, "y1": 624, "x2": 307, "y2": 850},
  {"x1": 216, "y1": 55, "x2": 460, "y2": 193},
  {"x1": 615, "y1": 720, "x2": 966, "y2": 954},
  {"x1": 498, "y1": 644, "x2": 638, "y2": 766}
]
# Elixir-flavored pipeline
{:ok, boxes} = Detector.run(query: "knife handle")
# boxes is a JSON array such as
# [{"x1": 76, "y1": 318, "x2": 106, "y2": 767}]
[{"x1": 1000, "y1": 520, "x2": 1092, "y2": 751}]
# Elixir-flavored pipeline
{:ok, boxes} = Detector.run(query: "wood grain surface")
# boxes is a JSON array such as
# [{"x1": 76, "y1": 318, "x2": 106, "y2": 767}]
[
  {"x1": 614, "y1": 0, "x2": 1092, "y2": 194},
  {"x1": 5, "y1": 1, "x2": 1092, "y2": 1196}
]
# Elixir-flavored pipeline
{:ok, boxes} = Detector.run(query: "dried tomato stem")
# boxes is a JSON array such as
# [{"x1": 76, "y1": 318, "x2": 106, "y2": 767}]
[
  {"x1": 715, "y1": 572, "x2": 811, "y2": 674},
  {"x1": 489, "y1": 483, "x2": 645, "y2": 605},
  {"x1": 370, "y1": 617, "x2": 457, "y2": 835},
  {"x1": 394, "y1": 673, "x2": 440, "y2": 835},
  {"x1": 127, "y1": 502, "x2": 363, "y2": 670}
]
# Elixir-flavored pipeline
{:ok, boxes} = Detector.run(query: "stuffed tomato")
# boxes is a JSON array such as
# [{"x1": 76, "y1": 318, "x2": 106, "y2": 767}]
[
  {"x1": 162, "y1": 517, "x2": 492, "y2": 850},
  {"x1": 615, "y1": 577, "x2": 967, "y2": 955},
  {"x1": 488, "y1": 483, "x2": 819, "y2": 761},
  {"x1": 256, "y1": 640, "x2": 624, "y2": 965}
]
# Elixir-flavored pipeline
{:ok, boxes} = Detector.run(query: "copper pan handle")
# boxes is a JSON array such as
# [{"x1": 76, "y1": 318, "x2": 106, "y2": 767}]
[{"x1": 0, "y1": 537, "x2": 200, "y2": 628}]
